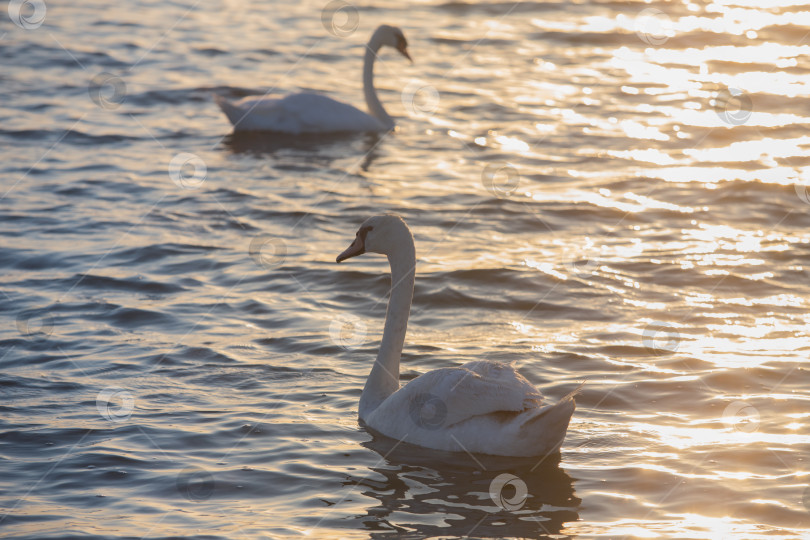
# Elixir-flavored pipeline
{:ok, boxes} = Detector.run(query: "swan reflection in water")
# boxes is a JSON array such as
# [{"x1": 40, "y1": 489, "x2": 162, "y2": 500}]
[
  {"x1": 221, "y1": 130, "x2": 384, "y2": 173},
  {"x1": 354, "y1": 432, "x2": 580, "y2": 539}
]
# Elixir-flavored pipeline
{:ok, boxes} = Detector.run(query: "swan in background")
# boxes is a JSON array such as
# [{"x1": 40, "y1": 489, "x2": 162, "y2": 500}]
[
  {"x1": 215, "y1": 25, "x2": 411, "y2": 134},
  {"x1": 336, "y1": 215, "x2": 578, "y2": 457}
]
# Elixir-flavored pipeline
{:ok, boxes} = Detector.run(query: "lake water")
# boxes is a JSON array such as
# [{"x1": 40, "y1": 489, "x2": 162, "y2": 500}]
[{"x1": 2, "y1": 0, "x2": 810, "y2": 538}]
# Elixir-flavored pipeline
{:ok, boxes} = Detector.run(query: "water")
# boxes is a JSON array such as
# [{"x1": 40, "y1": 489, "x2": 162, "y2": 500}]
[{"x1": 2, "y1": 0, "x2": 810, "y2": 538}]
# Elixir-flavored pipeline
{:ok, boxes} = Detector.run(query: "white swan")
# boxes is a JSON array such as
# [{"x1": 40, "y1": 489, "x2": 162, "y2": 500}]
[
  {"x1": 215, "y1": 25, "x2": 411, "y2": 134},
  {"x1": 336, "y1": 215, "x2": 578, "y2": 457}
]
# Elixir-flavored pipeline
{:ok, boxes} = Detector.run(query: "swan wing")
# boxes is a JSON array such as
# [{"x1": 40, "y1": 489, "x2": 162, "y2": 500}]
[
  {"x1": 217, "y1": 92, "x2": 384, "y2": 133},
  {"x1": 276, "y1": 93, "x2": 384, "y2": 133},
  {"x1": 215, "y1": 94, "x2": 279, "y2": 130},
  {"x1": 400, "y1": 361, "x2": 544, "y2": 428}
]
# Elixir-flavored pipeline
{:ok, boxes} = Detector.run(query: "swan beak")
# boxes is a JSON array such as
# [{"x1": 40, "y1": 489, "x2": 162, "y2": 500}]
[
  {"x1": 398, "y1": 46, "x2": 413, "y2": 63},
  {"x1": 336, "y1": 237, "x2": 365, "y2": 263}
]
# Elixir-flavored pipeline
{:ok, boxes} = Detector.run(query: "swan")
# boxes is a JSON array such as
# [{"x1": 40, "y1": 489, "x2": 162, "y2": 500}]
[
  {"x1": 336, "y1": 215, "x2": 578, "y2": 457},
  {"x1": 215, "y1": 25, "x2": 411, "y2": 134}
]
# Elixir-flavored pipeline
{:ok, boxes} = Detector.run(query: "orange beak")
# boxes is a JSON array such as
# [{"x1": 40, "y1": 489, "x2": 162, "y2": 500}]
[
  {"x1": 336, "y1": 236, "x2": 365, "y2": 263},
  {"x1": 398, "y1": 45, "x2": 413, "y2": 63}
]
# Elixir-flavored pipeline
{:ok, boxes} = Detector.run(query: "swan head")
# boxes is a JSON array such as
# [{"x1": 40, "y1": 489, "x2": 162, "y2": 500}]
[
  {"x1": 336, "y1": 214, "x2": 411, "y2": 263},
  {"x1": 372, "y1": 25, "x2": 412, "y2": 63}
]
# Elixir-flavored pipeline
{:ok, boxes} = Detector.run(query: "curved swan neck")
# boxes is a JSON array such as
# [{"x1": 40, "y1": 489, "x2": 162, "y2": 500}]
[
  {"x1": 363, "y1": 38, "x2": 394, "y2": 130},
  {"x1": 359, "y1": 230, "x2": 415, "y2": 419}
]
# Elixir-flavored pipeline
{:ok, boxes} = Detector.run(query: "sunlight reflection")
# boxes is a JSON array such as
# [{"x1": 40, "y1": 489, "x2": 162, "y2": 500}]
[
  {"x1": 525, "y1": 258, "x2": 567, "y2": 281},
  {"x1": 532, "y1": 10, "x2": 810, "y2": 48},
  {"x1": 636, "y1": 423, "x2": 810, "y2": 450},
  {"x1": 608, "y1": 148, "x2": 675, "y2": 165},
  {"x1": 494, "y1": 134, "x2": 530, "y2": 153},
  {"x1": 650, "y1": 165, "x2": 799, "y2": 185},
  {"x1": 531, "y1": 189, "x2": 695, "y2": 214},
  {"x1": 686, "y1": 137, "x2": 810, "y2": 163}
]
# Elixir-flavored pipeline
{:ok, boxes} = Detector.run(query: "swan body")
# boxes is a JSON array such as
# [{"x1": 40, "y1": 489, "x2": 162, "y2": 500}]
[
  {"x1": 336, "y1": 215, "x2": 577, "y2": 457},
  {"x1": 216, "y1": 25, "x2": 411, "y2": 134},
  {"x1": 215, "y1": 93, "x2": 386, "y2": 133}
]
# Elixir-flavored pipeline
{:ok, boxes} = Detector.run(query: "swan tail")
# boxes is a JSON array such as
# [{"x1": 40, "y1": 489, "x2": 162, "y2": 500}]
[
  {"x1": 521, "y1": 384, "x2": 581, "y2": 455},
  {"x1": 561, "y1": 380, "x2": 586, "y2": 401},
  {"x1": 214, "y1": 94, "x2": 242, "y2": 127}
]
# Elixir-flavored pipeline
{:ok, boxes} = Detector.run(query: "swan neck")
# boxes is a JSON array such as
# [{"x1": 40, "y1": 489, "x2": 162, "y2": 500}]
[
  {"x1": 363, "y1": 44, "x2": 394, "y2": 130},
  {"x1": 359, "y1": 236, "x2": 415, "y2": 419}
]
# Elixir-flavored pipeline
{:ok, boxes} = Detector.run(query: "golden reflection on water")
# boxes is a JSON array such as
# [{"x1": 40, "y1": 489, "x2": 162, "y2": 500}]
[{"x1": 6, "y1": 0, "x2": 810, "y2": 537}]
